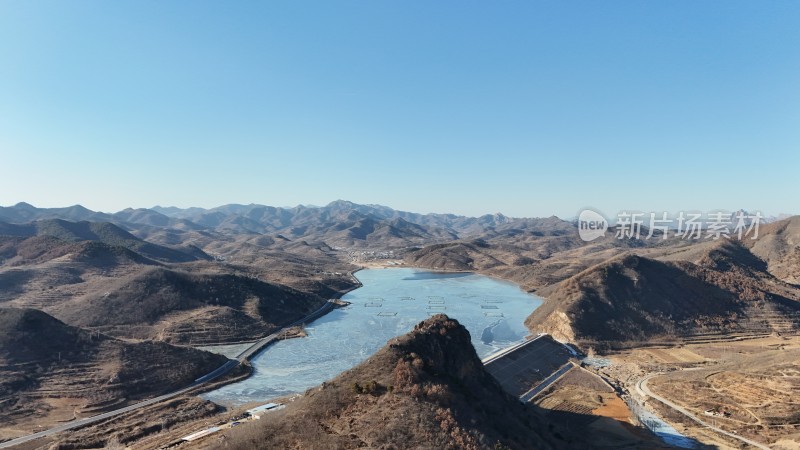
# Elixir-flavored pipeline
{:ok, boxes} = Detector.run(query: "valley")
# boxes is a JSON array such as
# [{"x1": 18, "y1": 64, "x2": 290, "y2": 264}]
[{"x1": 0, "y1": 201, "x2": 798, "y2": 449}]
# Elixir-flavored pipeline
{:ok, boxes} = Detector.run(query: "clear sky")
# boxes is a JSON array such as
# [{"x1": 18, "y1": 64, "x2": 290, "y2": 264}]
[{"x1": 1, "y1": 1, "x2": 798, "y2": 218}]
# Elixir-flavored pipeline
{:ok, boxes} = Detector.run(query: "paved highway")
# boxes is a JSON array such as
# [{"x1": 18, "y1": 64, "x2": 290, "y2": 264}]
[
  {"x1": 635, "y1": 373, "x2": 771, "y2": 450},
  {"x1": 0, "y1": 300, "x2": 337, "y2": 449},
  {"x1": 235, "y1": 300, "x2": 335, "y2": 362}
]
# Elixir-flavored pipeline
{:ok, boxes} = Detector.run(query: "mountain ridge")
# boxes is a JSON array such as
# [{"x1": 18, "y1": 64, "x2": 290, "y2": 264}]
[
  {"x1": 221, "y1": 314, "x2": 573, "y2": 450},
  {"x1": 1, "y1": 201, "x2": 576, "y2": 249},
  {"x1": 525, "y1": 239, "x2": 800, "y2": 350}
]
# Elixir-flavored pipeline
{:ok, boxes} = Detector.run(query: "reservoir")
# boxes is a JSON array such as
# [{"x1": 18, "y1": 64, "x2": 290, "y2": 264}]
[{"x1": 202, "y1": 268, "x2": 542, "y2": 405}]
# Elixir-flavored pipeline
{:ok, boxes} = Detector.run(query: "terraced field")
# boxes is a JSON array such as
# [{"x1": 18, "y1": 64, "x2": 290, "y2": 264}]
[
  {"x1": 0, "y1": 308, "x2": 229, "y2": 442},
  {"x1": 643, "y1": 335, "x2": 800, "y2": 447},
  {"x1": 638, "y1": 348, "x2": 707, "y2": 364}
]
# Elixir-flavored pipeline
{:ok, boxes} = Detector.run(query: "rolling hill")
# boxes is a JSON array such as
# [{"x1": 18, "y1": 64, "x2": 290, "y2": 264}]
[
  {"x1": 0, "y1": 219, "x2": 204, "y2": 263},
  {"x1": 0, "y1": 307, "x2": 229, "y2": 438},
  {"x1": 57, "y1": 267, "x2": 328, "y2": 343},
  {"x1": 745, "y1": 215, "x2": 800, "y2": 284},
  {"x1": 0, "y1": 219, "x2": 358, "y2": 344},
  {"x1": 526, "y1": 240, "x2": 800, "y2": 351}
]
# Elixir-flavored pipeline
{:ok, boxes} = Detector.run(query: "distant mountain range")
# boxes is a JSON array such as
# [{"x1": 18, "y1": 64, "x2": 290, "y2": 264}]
[{"x1": 0, "y1": 201, "x2": 574, "y2": 248}]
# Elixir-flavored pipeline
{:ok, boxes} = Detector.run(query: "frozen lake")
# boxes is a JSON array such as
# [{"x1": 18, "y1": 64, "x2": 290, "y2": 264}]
[{"x1": 202, "y1": 268, "x2": 542, "y2": 405}]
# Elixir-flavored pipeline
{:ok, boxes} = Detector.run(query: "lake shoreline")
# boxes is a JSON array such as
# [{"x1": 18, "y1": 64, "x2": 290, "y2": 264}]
[{"x1": 201, "y1": 267, "x2": 543, "y2": 406}]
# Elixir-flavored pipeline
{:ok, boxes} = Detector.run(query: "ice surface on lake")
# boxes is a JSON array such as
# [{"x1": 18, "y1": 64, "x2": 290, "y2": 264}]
[{"x1": 202, "y1": 268, "x2": 542, "y2": 405}]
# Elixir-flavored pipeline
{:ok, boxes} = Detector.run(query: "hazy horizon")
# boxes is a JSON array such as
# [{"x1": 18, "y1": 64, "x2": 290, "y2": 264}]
[
  {"x1": 1, "y1": 199, "x2": 796, "y2": 222},
  {"x1": 2, "y1": 2, "x2": 798, "y2": 218}
]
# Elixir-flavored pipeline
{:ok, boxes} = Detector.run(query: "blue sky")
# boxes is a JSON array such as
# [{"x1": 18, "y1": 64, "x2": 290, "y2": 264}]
[{"x1": 1, "y1": 1, "x2": 798, "y2": 218}]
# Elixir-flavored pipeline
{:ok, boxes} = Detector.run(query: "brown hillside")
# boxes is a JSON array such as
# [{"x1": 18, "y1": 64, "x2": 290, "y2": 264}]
[
  {"x1": 56, "y1": 267, "x2": 326, "y2": 342},
  {"x1": 744, "y1": 215, "x2": 800, "y2": 284},
  {"x1": 404, "y1": 228, "x2": 692, "y2": 292},
  {"x1": 218, "y1": 315, "x2": 572, "y2": 450},
  {"x1": 526, "y1": 241, "x2": 800, "y2": 351},
  {"x1": 0, "y1": 307, "x2": 229, "y2": 436}
]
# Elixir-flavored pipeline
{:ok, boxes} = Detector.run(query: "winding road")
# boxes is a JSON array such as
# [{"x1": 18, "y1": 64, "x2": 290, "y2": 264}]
[
  {"x1": 635, "y1": 373, "x2": 771, "y2": 450},
  {"x1": 0, "y1": 300, "x2": 337, "y2": 449}
]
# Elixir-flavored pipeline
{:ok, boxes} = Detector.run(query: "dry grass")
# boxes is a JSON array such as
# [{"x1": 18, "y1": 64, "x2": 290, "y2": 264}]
[
  {"x1": 204, "y1": 315, "x2": 574, "y2": 450},
  {"x1": 533, "y1": 366, "x2": 664, "y2": 448},
  {"x1": 0, "y1": 308, "x2": 230, "y2": 442},
  {"x1": 607, "y1": 335, "x2": 800, "y2": 447}
]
